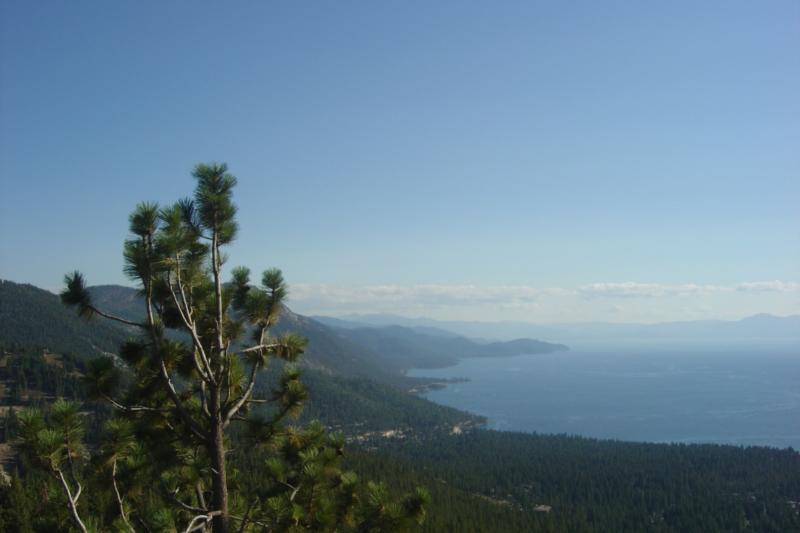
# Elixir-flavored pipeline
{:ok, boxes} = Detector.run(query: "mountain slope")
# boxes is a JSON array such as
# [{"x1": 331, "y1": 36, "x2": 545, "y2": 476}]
[
  {"x1": 330, "y1": 325, "x2": 567, "y2": 370},
  {"x1": 0, "y1": 280, "x2": 133, "y2": 357}
]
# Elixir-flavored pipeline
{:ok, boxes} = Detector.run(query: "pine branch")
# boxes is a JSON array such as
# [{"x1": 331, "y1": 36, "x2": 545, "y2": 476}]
[
  {"x1": 102, "y1": 394, "x2": 166, "y2": 414},
  {"x1": 237, "y1": 343, "x2": 283, "y2": 355},
  {"x1": 141, "y1": 271, "x2": 205, "y2": 442},
  {"x1": 166, "y1": 276, "x2": 214, "y2": 384},
  {"x1": 222, "y1": 362, "x2": 260, "y2": 428},
  {"x1": 172, "y1": 256, "x2": 215, "y2": 382},
  {"x1": 89, "y1": 305, "x2": 145, "y2": 328},
  {"x1": 235, "y1": 499, "x2": 257, "y2": 533}
]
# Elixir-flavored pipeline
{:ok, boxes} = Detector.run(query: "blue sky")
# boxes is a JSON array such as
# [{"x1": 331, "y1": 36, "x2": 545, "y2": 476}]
[{"x1": 1, "y1": 1, "x2": 798, "y2": 322}]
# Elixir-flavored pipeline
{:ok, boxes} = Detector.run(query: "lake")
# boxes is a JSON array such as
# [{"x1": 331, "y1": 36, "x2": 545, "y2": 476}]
[{"x1": 408, "y1": 343, "x2": 800, "y2": 449}]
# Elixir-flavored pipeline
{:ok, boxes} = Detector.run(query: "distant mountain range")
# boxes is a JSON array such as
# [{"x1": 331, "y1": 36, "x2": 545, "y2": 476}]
[{"x1": 315, "y1": 312, "x2": 800, "y2": 344}]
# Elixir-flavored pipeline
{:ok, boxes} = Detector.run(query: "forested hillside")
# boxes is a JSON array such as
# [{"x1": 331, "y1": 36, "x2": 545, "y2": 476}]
[
  {"x1": 365, "y1": 432, "x2": 800, "y2": 532},
  {"x1": 326, "y1": 325, "x2": 567, "y2": 370},
  {"x1": 0, "y1": 280, "x2": 133, "y2": 356}
]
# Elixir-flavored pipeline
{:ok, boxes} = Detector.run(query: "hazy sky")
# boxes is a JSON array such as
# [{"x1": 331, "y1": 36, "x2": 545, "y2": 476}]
[{"x1": 1, "y1": 1, "x2": 798, "y2": 322}]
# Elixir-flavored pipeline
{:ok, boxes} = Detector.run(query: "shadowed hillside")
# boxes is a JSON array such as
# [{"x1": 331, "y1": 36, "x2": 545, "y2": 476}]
[{"x1": 0, "y1": 280, "x2": 133, "y2": 357}]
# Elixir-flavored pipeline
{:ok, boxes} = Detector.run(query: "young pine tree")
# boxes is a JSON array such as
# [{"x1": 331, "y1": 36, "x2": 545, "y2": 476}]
[{"x1": 59, "y1": 163, "x2": 428, "y2": 532}]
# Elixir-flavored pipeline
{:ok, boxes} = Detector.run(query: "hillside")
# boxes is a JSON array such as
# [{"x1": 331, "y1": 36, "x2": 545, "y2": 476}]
[
  {"x1": 0, "y1": 280, "x2": 133, "y2": 357},
  {"x1": 328, "y1": 325, "x2": 567, "y2": 370}
]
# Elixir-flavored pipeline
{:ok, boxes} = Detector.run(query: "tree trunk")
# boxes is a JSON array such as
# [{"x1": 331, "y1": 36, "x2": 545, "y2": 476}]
[{"x1": 209, "y1": 387, "x2": 229, "y2": 533}]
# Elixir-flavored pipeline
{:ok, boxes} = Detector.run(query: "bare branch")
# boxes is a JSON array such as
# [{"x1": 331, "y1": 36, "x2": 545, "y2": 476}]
[
  {"x1": 281, "y1": 481, "x2": 302, "y2": 502},
  {"x1": 212, "y1": 232, "x2": 226, "y2": 368},
  {"x1": 184, "y1": 511, "x2": 222, "y2": 533},
  {"x1": 195, "y1": 482, "x2": 207, "y2": 511},
  {"x1": 222, "y1": 362, "x2": 260, "y2": 427},
  {"x1": 139, "y1": 269, "x2": 205, "y2": 442},
  {"x1": 199, "y1": 379, "x2": 211, "y2": 419},
  {"x1": 73, "y1": 479, "x2": 83, "y2": 502},
  {"x1": 168, "y1": 260, "x2": 215, "y2": 383},
  {"x1": 237, "y1": 343, "x2": 283, "y2": 355},
  {"x1": 167, "y1": 273, "x2": 215, "y2": 384},
  {"x1": 159, "y1": 359, "x2": 205, "y2": 441},
  {"x1": 112, "y1": 459, "x2": 136, "y2": 533},
  {"x1": 169, "y1": 487, "x2": 209, "y2": 514},
  {"x1": 102, "y1": 394, "x2": 165, "y2": 413},
  {"x1": 56, "y1": 470, "x2": 88, "y2": 533},
  {"x1": 89, "y1": 305, "x2": 144, "y2": 328}
]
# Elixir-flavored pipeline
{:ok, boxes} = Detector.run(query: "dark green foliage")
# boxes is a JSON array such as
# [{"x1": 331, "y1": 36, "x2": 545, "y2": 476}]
[
  {"x1": 14, "y1": 400, "x2": 90, "y2": 532},
  {"x1": 363, "y1": 431, "x2": 800, "y2": 532},
  {"x1": 295, "y1": 370, "x2": 483, "y2": 433},
  {"x1": 60, "y1": 272, "x2": 95, "y2": 320},
  {"x1": 0, "y1": 474, "x2": 39, "y2": 533},
  {"x1": 0, "y1": 351, "x2": 87, "y2": 409},
  {"x1": 347, "y1": 450, "x2": 544, "y2": 533},
  {"x1": 231, "y1": 423, "x2": 430, "y2": 532},
  {"x1": 192, "y1": 162, "x2": 238, "y2": 244}
]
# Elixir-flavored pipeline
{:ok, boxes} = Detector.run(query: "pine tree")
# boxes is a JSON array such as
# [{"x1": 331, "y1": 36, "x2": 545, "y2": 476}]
[
  {"x1": 16, "y1": 399, "x2": 89, "y2": 532},
  {"x1": 58, "y1": 163, "x2": 428, "y2": 532}
]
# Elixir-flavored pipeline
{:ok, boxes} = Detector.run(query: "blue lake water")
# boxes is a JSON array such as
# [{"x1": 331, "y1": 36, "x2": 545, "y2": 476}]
[{"x1": 408, "y1": 343, "x2": 800, "y2": 449}]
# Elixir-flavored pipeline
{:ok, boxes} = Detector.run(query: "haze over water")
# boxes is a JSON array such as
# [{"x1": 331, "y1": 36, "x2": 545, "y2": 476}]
[{"x1": 409, "y1": 343, "x2": 800, "y2": 449}]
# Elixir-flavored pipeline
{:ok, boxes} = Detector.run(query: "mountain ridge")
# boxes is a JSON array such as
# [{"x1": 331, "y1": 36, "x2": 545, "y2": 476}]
[{"x1": 317, "y1": 312, "x2": 800, "y2": 343}]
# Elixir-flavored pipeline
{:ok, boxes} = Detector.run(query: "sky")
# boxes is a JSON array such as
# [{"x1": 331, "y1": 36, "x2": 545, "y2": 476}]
[{"x1": 1, "y1": 1, "x2": 798, "y2": 323}]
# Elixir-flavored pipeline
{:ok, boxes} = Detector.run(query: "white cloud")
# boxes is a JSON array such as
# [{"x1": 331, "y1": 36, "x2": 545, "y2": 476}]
[
  {"x1": 735, "y1": 280, "x2": 800, "y2": 293},
  {"x1": 286, "y1": 280, "x2": 800, "y2": 321},
  {"x1": 577, "y1": 282, "x2": 729, "y2": 299},
  {"x1": 291, "y1": 283, "x2": 548, "y2": 307}
]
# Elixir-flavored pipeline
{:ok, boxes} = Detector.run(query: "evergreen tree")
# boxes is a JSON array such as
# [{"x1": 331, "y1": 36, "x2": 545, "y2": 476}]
[
  {"x1": 59, "y1": 163, "x2": 428, "y2": 532},
  {"x1": 16, "y1": 399, "x2": 89, "y2": 532}
]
